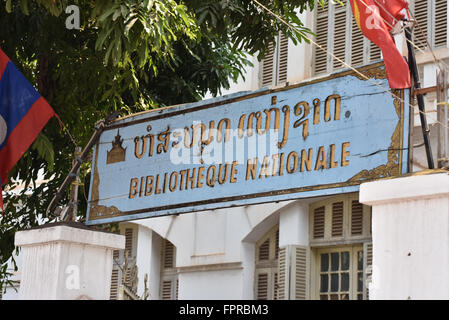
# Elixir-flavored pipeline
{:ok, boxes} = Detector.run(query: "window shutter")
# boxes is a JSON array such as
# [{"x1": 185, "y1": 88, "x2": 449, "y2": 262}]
[
  {"x1": 291, "y1": 246, "x2": 309, "y2": 300},
  {"x1": 277, "y1": 34, "x2": 289, "y2": 84},
  {"x1": 331, "y1": 201, "x2": 344, "y2": 237},
  {"x1": 413, "y1": 0, "x2": 429, "y2": 50},
  {"x1": 258, "y1": 239, "x2": 270, "y2": 261},
  {"x1": 176, "y1": 279, "x2": 179, "y2": 300},
  {"x1": 363, "y1": 242, "x2": 373, "y2": 300},
  {"x1": 277, "y1": 247, "x2": 287, "y2": 300},
  {"x1": 313, "y1": 206, "x2": 325, "y2": 239},
  {"x1": 333, "y1": 5, "x2": 347, "y2": 70},
  {"x1": 161, "y1": 280, "x2": 173, "y2": 300},
  {"x1": 261, "y1": 42, "x2": 275, "y2": 87},
  {"x1": 124, "y1": 228, "x2": 134, "y2": 286},
  {"x1": 369, "y1": 42, "x2": 382, "y2": 62},
  {"x1": 435, "y1": 0, "x2": 447, "y2": 48},
  {"x1": 256, "y1": 273, "x2": 269, "y2": 300},
  {"x1": 314, "y1": 3, "x2": 329, "y2": 74},
  {"x1": 163, "y1": 239, "x2": 175, "y2": 269},
  {"x1": 109, "y1": 269, "x2": 119, "y2": 300},
  {"x1": 351, "y1": 18, "x2": 364, "y2": 66},
  {"x1": 351, "y1": 200, "x2": 364, "y2": 235}
]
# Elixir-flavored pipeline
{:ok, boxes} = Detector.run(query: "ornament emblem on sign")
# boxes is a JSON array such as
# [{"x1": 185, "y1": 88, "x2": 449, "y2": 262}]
[{"x1": 106, "y1": 130, "x2": 126, "y2": 164}]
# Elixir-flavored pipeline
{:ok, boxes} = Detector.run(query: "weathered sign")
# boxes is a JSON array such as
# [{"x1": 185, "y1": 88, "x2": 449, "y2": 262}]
[{"x1": 86, "y1": 62, "x2": 410, "y2": 225}]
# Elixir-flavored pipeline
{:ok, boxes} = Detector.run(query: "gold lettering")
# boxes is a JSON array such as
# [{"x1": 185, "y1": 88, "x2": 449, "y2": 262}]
[
  {"x1": 145, "y1": 176, "x2": 154, "y2": 196},
  {"x1": 206, "y1": 165, "x2": 216, "y2": 187},
  {"x1": 300, "y1": 148, "x2": 313, "y2": 172},
  {"x1": 330, "y1": 144, "x2": 338, "y2": 168},
  {"x1": 186, "y1": 168, "x2": 196, "y2": 189},
  {"x1": 197, "y1": 166, "x2": 205, "y2": 188},
  {"x1": 238, "y1": 114, "x2": 246, "y2": 138},
  {"x1": 286, "y1": 151, "x2": 298, "y2": 174},
  {"x1": 315, "y1": 146, "x2": 327, "y2": 170},
  {"x1": 246, "y1": 158, "x2": 258, "y2": 180},
  {"x1": 293, "y1": 101, "x2": 310, "y2": 140},
  {"x1": 162, "y1": 172, "x2": 168, "y2": 193},
  {"x1": 259, "y1": 156, "x2": 271, "y2": 178},
  {"x1": 139, "y1": 176, "x2": 144, "y2": 197},
  {"x1": 217, "y1": 118, "x2": 231, "y2": 142},
  {"x1": 325, "y1": 94, "x2": 341, "y2": 121},
  {"x1": 179, "y1": 170, "x2": 187, "y2": 190},
  {"x1": 134, "y1": 136, "x2": 147, "y2": 159},
  {"x1": 218, "y1": 163, "x2": 230, "y2": 184},
  {"x1": 272, "y1": 154, "x2": 279, "y2": 177},
  {"x1": 278, "y1": 105, "x2": 290, "y2": 149},
  {"x1": 155, "y1": 174, "x2": 162, "y2": 194},
  {"x1": 129, "y1": 178, "x2": 139, "y2": 199},
  {"x1": 230, "y1": 161, "x2": 238, "y2": 183},
  {"x1": 341, "y1": 142, "x2": 350, "y2": 166},
  {"x1": 313, "y1": 98, "x2": 320, "y2": 125},
  {"x1": 157, "y1": 126, "x2": 170, "y2": 153},
  {"x1": 169, "y1": 172, "x2": 178, "y2": 192},
  {"x1": 279, "y1": 153, "x2": 285, "y2": 176}
]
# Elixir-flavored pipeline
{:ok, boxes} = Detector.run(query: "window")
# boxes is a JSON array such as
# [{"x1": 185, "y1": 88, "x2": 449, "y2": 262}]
[
  {"x1": 316, "y1": 246, "x2": 364, "y2": 300},
  {"x1": 255, "y1": 225, "x2": 279, "y2": 300},
  {"x1": 411, "y1": 0, "x2": 448, "y2": 50},
  {"x1": 160, "y1": 239, "x2": 178, "y2": 300},
  {"x1": 260, "y1": 33, "x2": 289, "y2": 88},
  {"x1": 309, "y1": 194, "x2": 372, "y2": 300},
  {"x1": 314, "y1": 0, "x2": 381, "y2": 75},
  {"x1": 109, "y1": 227, "x2": 136, "y2": 300}
]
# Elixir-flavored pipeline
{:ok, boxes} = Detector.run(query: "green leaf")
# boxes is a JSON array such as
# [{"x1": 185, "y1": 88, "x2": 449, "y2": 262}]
[{"x1": 5, "y1": 0, "x2": 12, "y2": 13}]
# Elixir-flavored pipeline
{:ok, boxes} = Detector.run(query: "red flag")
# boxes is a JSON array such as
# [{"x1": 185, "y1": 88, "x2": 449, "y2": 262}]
[
  {"x1": 374, "y1": 0, "x2": 409, "y2": 30},
  {"x1": 0, "y1": 48, "x2": 56, "y2": 210},
  {"x1": 350, "y1": 0, "x2": 411, "y2": 89}
]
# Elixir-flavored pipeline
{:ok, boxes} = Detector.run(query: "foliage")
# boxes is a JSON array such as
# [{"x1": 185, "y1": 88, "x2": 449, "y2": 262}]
[{"x1": 0, "y1": 0, "x2": 317, "y2": 294}]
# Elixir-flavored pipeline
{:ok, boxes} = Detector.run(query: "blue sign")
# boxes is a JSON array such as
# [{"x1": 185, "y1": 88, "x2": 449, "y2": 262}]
[{"x1": 86, "y1": 62, "x2": 410, "y2": 225}]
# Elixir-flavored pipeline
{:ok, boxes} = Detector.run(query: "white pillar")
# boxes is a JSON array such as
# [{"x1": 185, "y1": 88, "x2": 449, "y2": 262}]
[
  {"x1": 15, "y1": 222, "x2": 125, "y2": 300},
  {"x1": 279, "y1": 201, "x2": 309, "y2": 247},
  {"x1": 360, "y1": 173, "x2": 449, "y2": 300}
]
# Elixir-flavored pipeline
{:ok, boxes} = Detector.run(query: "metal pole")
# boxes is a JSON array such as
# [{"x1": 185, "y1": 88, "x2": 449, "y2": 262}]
[
  {"x1": 46, "y1": 111, "x2": 120, "y2": 217},
  {"x1": 67, "y1": 146, "x2": 82, "y2": 221},
  {"x1": 437, "y1": 68, "x2": 449, "y2": 168},
  {"x1": 405, "y1": 27, "x2": 435, "y2": 169}
]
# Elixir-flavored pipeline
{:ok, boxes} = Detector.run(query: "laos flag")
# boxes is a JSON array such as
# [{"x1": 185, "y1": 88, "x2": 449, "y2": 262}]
[{"x1": 0, "y1": 48, "x2": 56, "y2": 210}]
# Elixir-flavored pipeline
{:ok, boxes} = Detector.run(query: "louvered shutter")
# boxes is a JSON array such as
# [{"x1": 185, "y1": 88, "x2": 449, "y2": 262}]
[
  {"x1": 277, "y1": 247, "x2": 287, "y2": 300},
  {"x1": 363, "y1": 242, "x2": 373, "y2": 300},
  {"x1": 314, "y1": 3, "x2": 329, "y2": 74},
  {"x1": 256, "y1": 272, "x2": 269, "y2": 300},
  {"x1": 351, "y1": 200, "x2": 364, "y2": 235},
  {"x1": 110, "y1": 227, "x2": 135, "y2": 299},
  {"x1": 333, "y1": 5, "x2": 347, "y2": 70},
  {"x1": 277, "y1": 34, "x2": 289, "y2": 84},
  {"x1": 109, "y1": 269, "x2": 119, "y2": 300},
  {"x1": 435, "y1": 0, "x2": 447, "y2": 48},
  {"x1": 313, "y1": 206, "x2": 325, "y2": 239},
  {"x1": 331, "y1": 201, "x2": 344, "y2": 237},
  {"x1": 291, "y1": 246, "x2": 309, "y2": 300},
  {"x1": 351, "y1": 17, "x2": 365, "y2": 66},
  {"x1": 413, "y1": 0, "x2": 429, "y2": 50},
  {"x1": 161, "y1": 280, "x2": 173, "y2": 300},
  {"x1": 160, "y1": 239, "x2": 178, "y2": 300},
  {"x1": 124, "y1": 228, "x2": 134, "y2": 287},
  {"x1": 258, "y1": 239, "x2": 270, "y2": 261},
  {"x1": 261, "y1": 42, "x2": 275, "y2": 87}
]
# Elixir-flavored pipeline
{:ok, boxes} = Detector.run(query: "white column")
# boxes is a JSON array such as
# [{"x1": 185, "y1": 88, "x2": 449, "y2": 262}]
[
  {"x1": 15, "y1": 223, "x2": 125, "y2": 300},
  {"x1": 279, "y1": 201, "x2": 309, "y2": 247},
  {"x1": 360, "y1": 173, "x2": 449, "y2": 300}
]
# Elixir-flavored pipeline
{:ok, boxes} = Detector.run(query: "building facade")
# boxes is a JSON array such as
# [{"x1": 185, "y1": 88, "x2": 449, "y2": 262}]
[{"x1": 2, "y1": 0, "x2": 448, "y2": 300}]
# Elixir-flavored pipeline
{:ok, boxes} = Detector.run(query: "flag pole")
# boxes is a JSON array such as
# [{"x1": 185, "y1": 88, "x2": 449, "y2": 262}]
[
  {"x1": 45, "y1": 111, "x2": 120, "y2": 218},
  {"x1": 405, "y1": 27, "x2": 435, "y2": 169}
]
